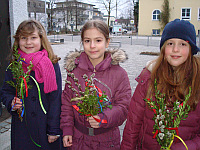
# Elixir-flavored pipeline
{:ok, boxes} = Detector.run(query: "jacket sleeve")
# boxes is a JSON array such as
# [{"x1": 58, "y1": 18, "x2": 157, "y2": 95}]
[
  {"x1": 101, "y1": 68, "x2": 132, "y2": 128},
  {"x1": 170, "y1": 101, "x2": 200, "y2": 150},
  {"x1": 60, "y1": 76, "x2": 75, "y2": 136},
  {"x1": 46, "y1": 63, "x2": 62, "y2": 135},
  {"x1": 1, "y1": 69, "x2": 16, "y2": 113},
  {"x1": 121, "y1": 68, "x2": 150, "y2": 150}
]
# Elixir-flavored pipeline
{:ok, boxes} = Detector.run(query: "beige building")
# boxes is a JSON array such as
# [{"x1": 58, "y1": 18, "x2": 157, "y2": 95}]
[{"x1": 138, "y1": 0, "x2": 200, "y2": 36}]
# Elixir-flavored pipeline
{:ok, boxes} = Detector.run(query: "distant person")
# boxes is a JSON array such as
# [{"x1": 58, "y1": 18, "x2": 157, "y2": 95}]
[
  {"x1": 109, "y1": 26, "x2": 113, "y2": 34},
  {"x1": 121, "y1": 19, "x2": 200, "y2": 150},
  {"x1": 1, "y1": 20, "x2": 62, "y2": 150},
  {"x1": 60, "y1": 20, "x2": 131, "y2": 149}
]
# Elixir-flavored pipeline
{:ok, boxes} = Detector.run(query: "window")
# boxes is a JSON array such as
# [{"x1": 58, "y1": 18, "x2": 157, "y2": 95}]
[
  {"x1": 198, "y1": 8, "x2": 200, "y2": 20},
  {"x1": 152, "y1": 29, "x2": 160, "y2": 36},
  {"x1": 181, "y1": 8, "x2": 191, "y2": 20},
  {"x1": 152, "y1": 10, "x2": 160, "y2": 20}
]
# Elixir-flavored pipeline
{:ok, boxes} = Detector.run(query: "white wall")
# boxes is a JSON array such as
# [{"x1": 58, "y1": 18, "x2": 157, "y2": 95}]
[{"x1": 9, "y1": 0, "x2": 28, "y2": 44}]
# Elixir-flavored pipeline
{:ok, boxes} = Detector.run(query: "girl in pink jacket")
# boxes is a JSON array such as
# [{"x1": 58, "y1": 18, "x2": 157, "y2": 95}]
[
  {"x1": 60, "y1": 20, "x2": 131, "y2": 150},
  {"x1": 121, "y1": 19, "x2": 200, "y2": 150}
]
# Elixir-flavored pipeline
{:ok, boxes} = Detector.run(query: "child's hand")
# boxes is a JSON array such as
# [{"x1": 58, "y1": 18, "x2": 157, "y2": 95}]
[
  {"x1": 11, "y1": 97, "x2": 22, "y2": 111},
  {"x1": 63, "y1": 135, "x2": 72, "y2": 147},
  {"x1": 87, "y1": 115, "x2": 100, "y2": 128},
  {"x1": 48, "y1": 135, "x2": 59, "y2": 143}
]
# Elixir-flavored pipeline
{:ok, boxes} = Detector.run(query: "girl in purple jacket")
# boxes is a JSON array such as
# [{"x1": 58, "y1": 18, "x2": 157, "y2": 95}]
[
  {"x1": 1, "y1": 20, "x2": 62, "y2": 149},
  {"x1": 60, "y1": 20, "x2": 131, "y2": 149},
  {"x1": 121, "y1": 19, "x2": 200, "y2": 150}
]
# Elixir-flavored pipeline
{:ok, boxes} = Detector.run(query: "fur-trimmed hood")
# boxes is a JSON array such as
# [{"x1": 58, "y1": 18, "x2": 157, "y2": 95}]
[
  {"x1": 64, "y1": 49, "x2": 128, "y2": 71},
  {"x1": 146, "y1": 59, "x2": 157, "y2": 72}
]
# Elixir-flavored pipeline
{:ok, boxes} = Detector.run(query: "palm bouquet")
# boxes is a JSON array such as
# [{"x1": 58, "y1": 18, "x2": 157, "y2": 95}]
[
  {"x1": 144, "y1": 79, "x2": 191, "y2": 150},
  {"x1": 6, "y1": 46, "x2": 33, "y2": 121},
  {"x1": 6, "y1": 46, "x2": 46, "y2": 121},
  {"x1": 66, "y1": 72, "x2": 112, "y2": 124}
]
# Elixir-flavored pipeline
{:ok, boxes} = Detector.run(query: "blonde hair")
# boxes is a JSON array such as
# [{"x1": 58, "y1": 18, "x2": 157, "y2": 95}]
[
  {"x1": 12, "y1": 19, "x2": 60, "y2": 63},
  {"x1": 81, "y1": 20, "x2": 110, "y2": 42},
  {"x1": 146, "y1": 42, "x2": 200, "y2": 110}
]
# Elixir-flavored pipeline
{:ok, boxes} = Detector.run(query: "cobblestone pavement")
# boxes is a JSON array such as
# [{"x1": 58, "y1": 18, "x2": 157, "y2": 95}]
[
  {"x1": 0, "y1": 118, "x2": 11, "y2": 134},
  {"x1": 0, "y1": 34, "x2": 160, "y2": 150}
]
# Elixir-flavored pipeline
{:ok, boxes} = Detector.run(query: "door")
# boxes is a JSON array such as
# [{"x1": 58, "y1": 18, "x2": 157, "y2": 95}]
[{"x1": 0, "y1": 0, "x2": 10, "y2": 88}]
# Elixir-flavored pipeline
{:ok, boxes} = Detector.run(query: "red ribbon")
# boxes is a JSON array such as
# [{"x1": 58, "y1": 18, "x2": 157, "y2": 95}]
[
  {"x1": 153, "y1": 130, "x2": 159, "y2": 138},
  {"x1": 166, "y1": 127, "x2": 179, "y2": 143},
  {"x1": 19, "y1": 76, "x2": 28, "y2": 97},
  {"x1": 72, "y1": 105, "x2": 107, "y2": 123},
  {"x1": 165, "y1": 127, "x2": 179, "y2": 137},
  {"x1": 95, "y1": 86, "x2": 102, "y2": 97},
  {"x1": 179, "y1": 103, "x2": 183, "y2": 107},
  {"x1": 13, "y1": 76, "x2": 28, "y2": 109},
  {"x1": 85, "y1": 82, "x2": 102, "y2": 97},
  {"x1": 147, "y1": 98, "x2": 156, "y2": 113}
]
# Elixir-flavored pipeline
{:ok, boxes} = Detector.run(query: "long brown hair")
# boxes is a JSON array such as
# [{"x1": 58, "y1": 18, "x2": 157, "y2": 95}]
[
  {"x1": 12, "y1": 19, "x2": 60, "y2": 63},
  {"x1": 146, "y1": 42, "x2": 200, "y2": 110}
]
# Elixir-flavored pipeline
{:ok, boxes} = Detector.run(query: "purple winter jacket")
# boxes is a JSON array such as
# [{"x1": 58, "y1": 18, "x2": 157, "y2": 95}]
[
  {"x1": 121, "y1": 68, "x2": 200, "y2": 150},
  {"x1": 60, "y1": 50, "x2": 131, "y2": 150}
]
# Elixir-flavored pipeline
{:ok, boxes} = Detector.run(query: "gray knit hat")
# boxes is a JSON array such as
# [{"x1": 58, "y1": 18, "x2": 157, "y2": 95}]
[{"x1": 160, "y1": 19, "x2": 200, "y2": 55}]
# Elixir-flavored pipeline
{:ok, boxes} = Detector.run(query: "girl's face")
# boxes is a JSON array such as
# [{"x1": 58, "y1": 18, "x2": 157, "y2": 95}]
[
  {"x1": 165, "y1": 38, "x2": 190, "y2": 67},
  {"x1": 19, "y1": 30, "x2": 41, "y2": 54},
  {"x1": 82, "y1": 28, "x2": 110, "y2": 67}
]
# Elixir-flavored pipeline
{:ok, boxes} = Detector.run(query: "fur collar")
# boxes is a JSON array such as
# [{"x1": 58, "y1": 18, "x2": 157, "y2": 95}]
[
  {"x1": 146, "y1": 59, "x2": 156, "y2": 72},
  {"x1": 64, "y1": 49, "x2": 128, "y2": 71}
]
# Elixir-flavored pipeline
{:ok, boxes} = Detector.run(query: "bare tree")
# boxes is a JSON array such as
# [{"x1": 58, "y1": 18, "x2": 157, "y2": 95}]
[
  {"x1": 95, "y1": 0, "x2": 130, "y2": 26},
  {"x1": 132, "y1": 0, "x2": 138, "y2": 32},
  {"x1": 47, "y1": 0, "x2": 56, "y2": 32},
  {"x1": 119, "y1": 2, "x2": 133, "y2": 19},
  {"x1": 95, "y1": 0, "x2": 113, "y2": 26},
  {"x1": 95, "y1": 0, "x2": 126, "y2": 26}
]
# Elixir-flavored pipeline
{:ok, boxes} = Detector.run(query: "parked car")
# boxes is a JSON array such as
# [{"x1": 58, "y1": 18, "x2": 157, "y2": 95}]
[
  {"x1": 123, "y1": 28, "x2": 128, "y2": 33},
  {"x1": 112, "y1": 28, "x2": 128, "y2": 34}
]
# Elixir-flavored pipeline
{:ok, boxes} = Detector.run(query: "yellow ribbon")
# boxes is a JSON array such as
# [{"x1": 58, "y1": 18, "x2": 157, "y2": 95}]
[
  {"x1": 168, "y1": 134, "x2": 188, "y2": 150},
  {"x1": 29, "y1": 75, "x2": 47, "y2": 114}
]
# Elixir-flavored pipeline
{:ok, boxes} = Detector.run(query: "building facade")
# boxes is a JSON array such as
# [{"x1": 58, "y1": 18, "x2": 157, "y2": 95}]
[
  {"x1": 27, "y1": 0, "x2": 104, "y2": 32},
  {"x1": 55, "y1": 1, "x2": 102, "y2": 31},
  {"x1": 138, "y1": 0, "x2": 200, "y2": 36},
  {"x1": 28, "y1": 0, "x2": 45, "y2": 20}
]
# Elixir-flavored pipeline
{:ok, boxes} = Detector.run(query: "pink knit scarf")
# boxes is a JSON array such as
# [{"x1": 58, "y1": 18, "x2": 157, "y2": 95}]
[{"x1": 18, "y1": 49, "x2": 57, "y2": 93}]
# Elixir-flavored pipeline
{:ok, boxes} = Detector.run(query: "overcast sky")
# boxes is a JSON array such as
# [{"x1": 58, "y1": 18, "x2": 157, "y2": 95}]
[{"x1": 82, "y1": 0, "x2": 133, "y2": 18}]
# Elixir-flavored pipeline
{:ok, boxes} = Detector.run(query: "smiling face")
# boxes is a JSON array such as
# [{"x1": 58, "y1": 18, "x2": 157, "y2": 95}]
[
  {"x1": 19, "y1": 29, "x2": 41, "y2": 54},
  {"x1": 82, "y1": 28, "x2": 110, "y2": 67},
  {"x1": 164, "y1": 38, "x2": 190, "y2": 68}
]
